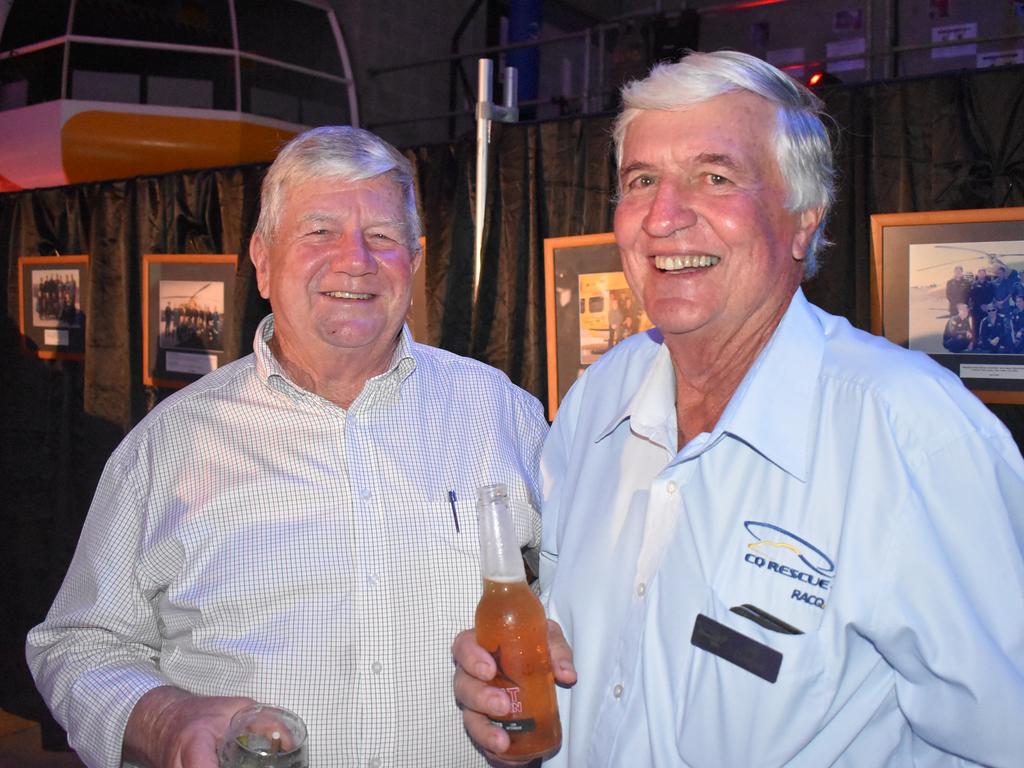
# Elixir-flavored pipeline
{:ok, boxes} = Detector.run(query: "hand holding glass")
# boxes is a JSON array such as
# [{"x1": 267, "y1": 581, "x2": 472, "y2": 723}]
[{"x1": 218, "y1": 704, "x2": 309, "y2": 768}]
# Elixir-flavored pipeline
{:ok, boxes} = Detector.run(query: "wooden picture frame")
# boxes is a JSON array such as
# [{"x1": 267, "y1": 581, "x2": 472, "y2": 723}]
[
  {"x1": 544, "y1": 233, "x2": 653, "y2": 420},
  {"x1": 142, "y1": 254, "x2": 238, "y2": 388},
  {"x1": 17, "y1": 254, "x2": 90, "y2": 360},
  {"x1": 870, "y1": 207, "x2": 1024, "y2": 404}
]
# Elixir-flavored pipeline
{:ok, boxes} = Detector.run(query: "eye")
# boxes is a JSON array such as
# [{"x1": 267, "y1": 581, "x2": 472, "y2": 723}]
[
  {"x1": 707, "y1": 173, "x2": 730, "y2": 186},
  {"x1": 625, "y1": 173, "x2": 655, "y2": 191}
]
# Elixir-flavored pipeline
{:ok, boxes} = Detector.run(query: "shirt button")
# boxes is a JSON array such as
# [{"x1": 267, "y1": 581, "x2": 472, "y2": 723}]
[
  {"x1": 613, "y1": 683, "x2": 624, "y2": 698},
  {"x1": 371, "y1": 661, "x2": 383, "y2": 674},
  {"x1": 666, "y1": 481, "x2": 678, "y2": 494},
  {"x1": 368, "y1": 759, "x2": 381, "y2": 768},
  {"x1": 360, "y1": 487, "x2": 372, "y2": 499},
  {"x1": 636, "y1": 582, "x2": 646, "y2": 597}
]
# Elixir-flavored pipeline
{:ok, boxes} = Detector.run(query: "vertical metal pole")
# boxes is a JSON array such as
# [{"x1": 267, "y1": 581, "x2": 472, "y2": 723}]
[
  {"x1": 503, "y1": 66, "x2": 518, "y2": 110},
  {"x1": 474, "y1": 58, "x2": 492, "y2": 304}
]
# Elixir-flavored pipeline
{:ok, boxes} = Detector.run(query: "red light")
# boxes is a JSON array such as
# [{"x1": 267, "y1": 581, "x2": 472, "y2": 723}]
[{"x1": 807, "y1": 71, "x2": 825, "y2": 87}]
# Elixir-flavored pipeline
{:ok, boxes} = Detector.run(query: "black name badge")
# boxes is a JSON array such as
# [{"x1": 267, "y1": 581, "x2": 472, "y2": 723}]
[{"x1": 690, "y1": 613, "x2": 782, "y2": 683}]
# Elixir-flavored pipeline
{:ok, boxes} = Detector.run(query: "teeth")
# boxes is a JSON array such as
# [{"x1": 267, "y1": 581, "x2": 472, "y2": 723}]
[
  {"x1": 654, "y1": 254, "x2": 721, "y2": 271},
  {"x1": 324, "y1": 291, "x2": 372, "y2": 299}
]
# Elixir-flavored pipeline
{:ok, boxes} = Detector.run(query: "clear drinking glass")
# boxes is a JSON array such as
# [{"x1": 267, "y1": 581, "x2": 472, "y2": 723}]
[{"x1": 218, "y1": 704, "x2": 309, "y2": 768}]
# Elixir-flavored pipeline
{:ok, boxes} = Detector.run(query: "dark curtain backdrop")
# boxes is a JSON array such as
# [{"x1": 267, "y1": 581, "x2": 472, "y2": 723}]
[{"x1": 3, "y1": 63, "x2": 1023, "y2": 737}]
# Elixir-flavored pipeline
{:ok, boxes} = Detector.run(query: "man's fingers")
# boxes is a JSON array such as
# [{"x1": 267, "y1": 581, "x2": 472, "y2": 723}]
[
  {"x1": 454, "y1": 666, "x2": 511, "y2": 717},
  {"x1": 462, "y1": 708, "x2": 511, "y2": 756},
  {"x1": 546, "y1": 620, "x2": 577, "y2": 686},
  {"x1": 452, "y1": 629, "x2": 496, "y2": 681}
]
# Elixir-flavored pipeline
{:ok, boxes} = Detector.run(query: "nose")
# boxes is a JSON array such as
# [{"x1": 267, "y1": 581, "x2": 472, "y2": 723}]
[
  {"x1": 330, "y1": 231, "x2": 377, "y2": 275},
  {"x1": 642, "y1": 180, "x2": 697, "y2": 238}
]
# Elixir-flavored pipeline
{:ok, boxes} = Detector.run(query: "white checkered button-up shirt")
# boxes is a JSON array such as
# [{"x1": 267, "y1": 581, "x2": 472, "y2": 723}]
[{"x1": 27, "y1": 315, "x2": 548, "y2": 768}]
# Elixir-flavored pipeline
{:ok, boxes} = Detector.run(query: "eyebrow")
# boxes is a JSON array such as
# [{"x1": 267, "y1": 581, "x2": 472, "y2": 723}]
[
  {"x1": 298, "y1": 212, "x2": 338, "y2": 226},
  {"x1": 618, "y1": 161, "x2": 655, "y2": 181},
  {"x1": 694, "y1": 152, "x2": 743, "y2": 173},
  {"x1": 619, "y1": 152, "x2": 745, "y2": 180},
  {"x1": 296, "y1": 212, "x2": 406, "y2": 229}
]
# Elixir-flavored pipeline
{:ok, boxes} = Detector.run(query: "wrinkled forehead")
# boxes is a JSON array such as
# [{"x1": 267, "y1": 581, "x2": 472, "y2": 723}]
[{"x1": 621, "y1": 97, "x2": 779, "y2": 172}]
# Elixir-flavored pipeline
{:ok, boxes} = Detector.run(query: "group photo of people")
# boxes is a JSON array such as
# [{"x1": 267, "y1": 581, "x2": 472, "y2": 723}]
[
  {"x1": 905, "y1": 241, "x2": 1024, "y2": 357},
  {"x1": 31, "y1": 269, "x2": 83, "y2": 329},
  {"x1": 942, "y1": 261, "x2": 1024, "y2": 354},
  {"x1": 157, "y1": 280, "x2": 225, "y2": 353}
]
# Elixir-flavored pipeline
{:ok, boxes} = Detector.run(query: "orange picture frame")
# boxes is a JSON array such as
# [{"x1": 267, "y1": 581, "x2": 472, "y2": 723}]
[
  {"x1": 17, "y1": 254, "x2": 90, "y2": 360},
  {"x1": 142, "y1": 253, "x2": 238, "y2": 388}
]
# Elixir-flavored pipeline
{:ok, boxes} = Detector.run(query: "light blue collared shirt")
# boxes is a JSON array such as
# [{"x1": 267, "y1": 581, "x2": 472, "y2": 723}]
[{"x1": 541, "y1": 289, "x2": 1024, "y2": 767}]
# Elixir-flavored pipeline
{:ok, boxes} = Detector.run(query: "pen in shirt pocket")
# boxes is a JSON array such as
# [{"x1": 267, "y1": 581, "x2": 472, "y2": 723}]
[
  {"x1": 448, "y1": 489, "x2": 460, "y2": 533},
  {"x1": 730, "y1": 603, "x2": 803, "y2": 635}
]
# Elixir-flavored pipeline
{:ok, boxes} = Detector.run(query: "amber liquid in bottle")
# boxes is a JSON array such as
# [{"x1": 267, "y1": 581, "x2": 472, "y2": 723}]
[{"x1": 474, "y1": 484, "x2": 561, "y2": 760}]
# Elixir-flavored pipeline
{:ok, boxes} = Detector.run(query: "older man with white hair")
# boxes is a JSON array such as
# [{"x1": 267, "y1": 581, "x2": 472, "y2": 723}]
[
  {"x1": 28, "y1": 126, "x2": 548, "y2": 768},
  {"x1": 454, "y1": 51, "x2": 1024, "y2": 767}
]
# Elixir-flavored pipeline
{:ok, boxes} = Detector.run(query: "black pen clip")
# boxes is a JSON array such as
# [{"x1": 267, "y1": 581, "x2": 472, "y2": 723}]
[
  {"x1": 448, "y1": 490, "x2": 460, "y2": 533},
  {"x1": 730, "y1": 604, "x2": 803, "y2": 635}
]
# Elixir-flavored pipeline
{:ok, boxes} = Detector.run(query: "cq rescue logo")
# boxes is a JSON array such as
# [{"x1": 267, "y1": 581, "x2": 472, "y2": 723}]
[
  {"x1": 742, "y1": 521, "x2": 837, "y2": 609},
  {"x1": 744, "y1": 521, "x2": 836, "y2": 576}
]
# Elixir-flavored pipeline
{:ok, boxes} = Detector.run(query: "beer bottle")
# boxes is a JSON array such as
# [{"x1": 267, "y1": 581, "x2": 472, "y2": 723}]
[{"x1": 474, "y1": 484, "x2": 561, "y2": 760}]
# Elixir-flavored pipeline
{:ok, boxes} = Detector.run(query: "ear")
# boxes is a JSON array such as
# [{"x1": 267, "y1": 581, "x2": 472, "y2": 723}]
[
  {"x1": 250, "y1": 234, "x2": 272, "y2": 300},
  {"x1": 791, "y1": 207, "x2": 824, "y2": 262},
  {"x1": 410, "y1": 238, "x2": 424, "y2": 275}
]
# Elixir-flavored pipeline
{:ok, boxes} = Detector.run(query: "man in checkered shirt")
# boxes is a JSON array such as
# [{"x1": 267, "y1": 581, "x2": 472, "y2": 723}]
[{"x1": 27, "y1": 126, "x2": 548, "y2": 768}]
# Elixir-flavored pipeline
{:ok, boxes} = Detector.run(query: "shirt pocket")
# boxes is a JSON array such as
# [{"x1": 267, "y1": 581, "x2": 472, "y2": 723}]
[
  {"x1": 425, "y1": 497, "x2": 485, "y2": 637},
  {"x1": 426, "y1": 494, "x2": 480, "y2": 556},
  {"x1": 676, "y1": 585, "x2": 830, "y2": 766}
]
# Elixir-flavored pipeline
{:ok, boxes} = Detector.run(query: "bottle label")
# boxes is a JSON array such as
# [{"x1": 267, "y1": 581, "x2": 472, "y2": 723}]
[
  {"x1": 489, "y1": 717, "x2": 537, "y2": 733},
  {"x1": 489, "y1": 686, "x2": 536, "y2": 732}
]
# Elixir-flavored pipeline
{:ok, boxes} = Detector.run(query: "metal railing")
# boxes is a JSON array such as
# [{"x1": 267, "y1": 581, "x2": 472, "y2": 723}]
[{"x1": 366, "y1": 1, "x2": 1024, "y2": 140}]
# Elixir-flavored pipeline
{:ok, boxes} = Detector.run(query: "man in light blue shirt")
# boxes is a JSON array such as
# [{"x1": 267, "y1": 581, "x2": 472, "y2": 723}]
[{"x1": 454, "y1": 51, "x2": 1024, "y2": 766}]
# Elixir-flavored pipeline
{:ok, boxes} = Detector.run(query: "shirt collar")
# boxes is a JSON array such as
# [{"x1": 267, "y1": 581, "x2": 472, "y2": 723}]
[
  {"x1": 594, "y1": 289, "x2": 823, "y2": 480},
  {"x1": 713, "y1": 289, "x2": 822, "y2": 481},
  {"x1": 596, "y1": 334, "x2": 678, "y2": 455},
  {"x1": 253, "y1": 314, "x2": 417, "y2": 408}
]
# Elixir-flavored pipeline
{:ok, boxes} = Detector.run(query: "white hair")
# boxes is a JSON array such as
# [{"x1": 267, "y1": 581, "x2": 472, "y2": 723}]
[{"x1": 254, "y1": 126, "x2": 420, "y2": 249}]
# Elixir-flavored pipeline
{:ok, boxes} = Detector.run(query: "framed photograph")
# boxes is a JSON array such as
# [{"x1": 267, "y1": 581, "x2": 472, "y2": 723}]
[
  {"x1": 870, "y1": 207, "x2": 1024, "y2": 404},
  {"x1": 143, "y1": 254, "x2": 237, "y2": 388},
  {"x1": 544, "y1": 233, "x2": 653, "y2": 419},
  {"x1": 17, "y1": 254, "x2": 90, "y2": 360}
]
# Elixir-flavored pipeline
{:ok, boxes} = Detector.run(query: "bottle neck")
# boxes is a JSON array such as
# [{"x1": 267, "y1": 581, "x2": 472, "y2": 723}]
[{"x1": 477, "y1": 485, "x2": 527, "y2": 582}]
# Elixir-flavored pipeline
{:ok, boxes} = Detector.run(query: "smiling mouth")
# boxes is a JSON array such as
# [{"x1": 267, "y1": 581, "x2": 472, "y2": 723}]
[
  {"x1": 654, "y1": 254, "x2": 720, "y2": 271},
  {"x1": 322, "y1": 290, "x2": 373, "y2": 299}
]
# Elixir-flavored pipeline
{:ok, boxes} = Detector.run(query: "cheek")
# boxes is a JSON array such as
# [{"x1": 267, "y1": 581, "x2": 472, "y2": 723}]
[
  {"x1": 281, "y1": 249, "x2": 328, "y2": 282},
  {"x1": 613, "y1": 202, "x2": 645, "y2": 247},
  {"x1": 620, "y1": 255, "x2": 648, "y2": 302},
  {"x1": 379, "y1": 255, "x2": 415, "y2": 290}
]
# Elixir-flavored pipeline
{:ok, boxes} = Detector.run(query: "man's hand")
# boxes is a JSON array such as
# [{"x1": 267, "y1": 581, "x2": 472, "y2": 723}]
[
  {"x1": 452, "y1": 620, "x2": 576, "y2": 766},
  {"x1": 123, "y1": 686, "x2": 256, "y2": 768}
]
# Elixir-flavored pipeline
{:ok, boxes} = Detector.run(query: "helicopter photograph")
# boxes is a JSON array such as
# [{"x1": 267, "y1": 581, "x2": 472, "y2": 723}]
[
  {"x1": 908, "y1": 240, "x2": 1024, "y2": 355},
  {"x1": 157, "y1": 279, "x2": 225, "y2": 353}
]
